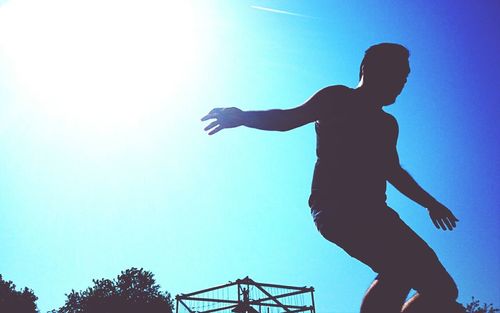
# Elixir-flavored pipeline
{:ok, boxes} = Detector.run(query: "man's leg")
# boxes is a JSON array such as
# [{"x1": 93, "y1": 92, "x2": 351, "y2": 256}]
[
  {"x1": 401, "y1": 293, "x2": 465, "y2": 313},
  {"x1": 400, "y1": 262, "x2": 465, "y2": 313},
  {"x1": 313, "y1": 207, "x2": 463, "y2": 312},
  {"x1": 360, "y1": 276, "x2": 410, "y2": 313}
]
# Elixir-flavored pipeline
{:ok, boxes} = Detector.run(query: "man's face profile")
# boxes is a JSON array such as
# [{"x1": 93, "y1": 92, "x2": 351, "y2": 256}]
[{"x1": 365, "y1": 60, "x2": 410, "y2": 106}]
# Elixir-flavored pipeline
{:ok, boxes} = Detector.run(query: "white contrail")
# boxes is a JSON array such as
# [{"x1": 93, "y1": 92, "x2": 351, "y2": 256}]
[{"x1": 250, "y1": 5, "x2": 313, "y2": 18}]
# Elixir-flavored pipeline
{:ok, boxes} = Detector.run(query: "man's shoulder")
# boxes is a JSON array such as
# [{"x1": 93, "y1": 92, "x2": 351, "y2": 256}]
[
  {"x1": 318, "y1": 85, "x2": 353, "y2": 97},
  {"x1": 312, "y1": 85, "x2": 353, "y2": 111}
]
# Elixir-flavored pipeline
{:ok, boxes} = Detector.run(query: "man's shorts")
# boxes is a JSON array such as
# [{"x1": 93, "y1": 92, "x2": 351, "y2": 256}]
[{"x1": 312, "y1": 206, "x2": 458, "y2": 296}]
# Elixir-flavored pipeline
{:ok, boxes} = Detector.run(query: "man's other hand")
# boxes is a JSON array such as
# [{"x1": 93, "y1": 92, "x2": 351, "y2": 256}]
[{"x1": 428, "y1": 202, "x2": 459, "y2": 231}]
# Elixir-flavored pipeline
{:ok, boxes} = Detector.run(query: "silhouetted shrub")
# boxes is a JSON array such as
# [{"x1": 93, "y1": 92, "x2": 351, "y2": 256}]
[
  {"x1": 51, "y1": 267, "x2": 173, "y2": 313},
  {"x1": 463, "y1": 297, "x2": 499, "y2": 313},
  {"x1": 0, "y1": 274, "x2": 39, "y2": 313}
]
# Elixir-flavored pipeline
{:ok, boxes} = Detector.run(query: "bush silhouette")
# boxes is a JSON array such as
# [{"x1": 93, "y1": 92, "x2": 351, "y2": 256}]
[
  {"x1": 463, "y1": 297, "x2": 499, "y2": 313},
  {"x1": 0, "y1": 274, "x2": 39, "y2": 313},
  {"x1": 4, "y1": 268, "x2": 498, "y2": 313},
  {"x1": 51, "y1": 267, "x2": 173, "y2": 313}
]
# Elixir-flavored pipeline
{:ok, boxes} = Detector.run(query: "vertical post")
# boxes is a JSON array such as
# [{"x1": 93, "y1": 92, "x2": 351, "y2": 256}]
[
  {"x1": 310, "y1": 289, "x2": 316, "y2": 313},
  {"x1": 238, "y1": 282, "x2": 241, "y2": 304}
]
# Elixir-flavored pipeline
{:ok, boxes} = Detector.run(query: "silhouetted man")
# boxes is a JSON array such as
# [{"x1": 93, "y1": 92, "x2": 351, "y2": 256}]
[{"x1": 202, "y1": 43, "x2": 464, "y2": 313}]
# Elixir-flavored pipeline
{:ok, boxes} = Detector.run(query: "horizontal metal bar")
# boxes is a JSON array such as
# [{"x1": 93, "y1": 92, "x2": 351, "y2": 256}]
[
  {"x1": 249, "y1": 289, "x2": 312, "y2": 305},
  {"x1": 178, "y1": 297, "x2": 306, "y2": 310},
  {"x1": 236, "y1": 277, "x2": 312, "y2": 292},
  {"x1": 195, "y1": 303, "x2": 309, "y2": 313},
  {"x1": 249, "y1": 303, "x2": 305, "y2": 310},
  {"x1": 197, "y1": 303, "x2": 308, "y2": 313},
  {"x1": 199, "y1": 304, "x2": 238, "y2": 313},
  {"x1": 281, "y1": 306, "x2": 313, "y2": 313},
  {"x1": 251, "y1": 282, "x2": 312, "y2": 292},
  {"x1": 180, "y1": 297, "x2": 238, "y2": 304},
  {"x1": 179, "y1": 281, "x2": 239, "y2": 298}
]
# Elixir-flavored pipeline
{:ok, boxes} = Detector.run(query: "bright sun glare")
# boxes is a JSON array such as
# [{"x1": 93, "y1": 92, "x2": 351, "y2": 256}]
[{"x1": 0, "y1": 0, "x2": 202, "y2": 138}]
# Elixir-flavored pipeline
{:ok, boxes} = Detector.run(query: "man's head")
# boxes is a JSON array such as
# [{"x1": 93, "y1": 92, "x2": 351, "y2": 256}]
[{"x1": 359, "y1": 43, "x2": 410, "y2": 106}]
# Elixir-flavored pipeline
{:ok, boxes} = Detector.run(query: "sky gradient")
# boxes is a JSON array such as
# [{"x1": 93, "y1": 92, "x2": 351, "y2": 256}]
[{"x1": 0, "y1": 1, "x2": 499, "y2": 312}]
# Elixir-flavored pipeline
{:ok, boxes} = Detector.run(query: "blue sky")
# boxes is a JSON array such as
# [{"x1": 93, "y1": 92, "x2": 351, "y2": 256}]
[{"x1": 0, "y1": 1, "x2": 499, "y2": 312}]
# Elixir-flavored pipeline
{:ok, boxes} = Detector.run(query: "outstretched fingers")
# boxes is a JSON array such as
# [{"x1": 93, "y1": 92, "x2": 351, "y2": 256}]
[
  {"x1": 201, "y1": 108, "x2": 223, "y2": 121},
  {"x1": 201, "y1": 114, "x2": 214, "y2": 121},
  {"x1": 432, "y1": 215, "x2": 459, "y2": 231},
  {"x1": 437, "y1": 218, "x2": 448, "y2": 230},
  {"x1": 203, "y1": 120, "x2": 225, "y2": 135},
  {"x1": 448, "y1": 215, "x2": 458, "y2": 228},
  {"x1": 443, "y1": 217, "x2": 454, "y2": 230},
  {"x1": 444, "y1": 211, "x2": 459, "y2": 230},
  {"x1": 208, "y1": 125, "x2": 224, "y2": 135},
  {"x1": 204, "y1": 120, "x2": 220, "y2": 132},
  {"x1": 432, "y1": 218, "x2": 441, "y2": 230},
  {"x1": 201, "y1": 107, "x2": 242, "y2": 135}
]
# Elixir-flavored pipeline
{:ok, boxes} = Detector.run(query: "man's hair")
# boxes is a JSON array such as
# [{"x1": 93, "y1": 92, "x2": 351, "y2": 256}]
[{"x1": 359, "y1": 43, "x2": 410, "y2": 80}]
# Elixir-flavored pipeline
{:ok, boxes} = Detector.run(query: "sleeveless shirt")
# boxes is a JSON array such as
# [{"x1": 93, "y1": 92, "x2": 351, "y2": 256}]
[{"x1": 309, "y1": 86, "x2": 396, "y2": 215}]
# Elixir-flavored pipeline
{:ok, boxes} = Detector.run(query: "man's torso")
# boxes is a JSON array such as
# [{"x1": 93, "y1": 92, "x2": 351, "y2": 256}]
[{"x1": 309, "y1": 86, "x2": 397, "y2": 214}]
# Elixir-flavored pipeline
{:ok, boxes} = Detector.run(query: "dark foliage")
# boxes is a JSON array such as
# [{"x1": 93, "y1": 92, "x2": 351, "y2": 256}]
[
  {"x1": 463, "y1": 297, "x2": 499, "y2": 313},
  {"x1": 51, "y1": 267, "x2": 173, "y2": 313},
  {"x1": 0, "y1": 274, "x2": 39, "y2": 313}
]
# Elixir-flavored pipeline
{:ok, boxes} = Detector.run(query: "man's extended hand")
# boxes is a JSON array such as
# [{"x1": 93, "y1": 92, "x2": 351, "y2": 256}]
[
  {"x1": 428, "y1": 202, "x2": 459, "y2": 231},
  {"x1": 201, "y1": 107, "x2": 244, "y2": 135}
]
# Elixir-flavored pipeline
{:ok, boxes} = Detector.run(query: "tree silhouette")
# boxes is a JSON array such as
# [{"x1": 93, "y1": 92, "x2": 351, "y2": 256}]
[
  {"x1": 51, "y1": 267, "x2": 173, "y2": 313},
  {"x1": 0, "y1": 274, "x2": 39, "y2": 313},
  {"x1": 463, "y1": 297, "x2": 499, "y2": 313}
]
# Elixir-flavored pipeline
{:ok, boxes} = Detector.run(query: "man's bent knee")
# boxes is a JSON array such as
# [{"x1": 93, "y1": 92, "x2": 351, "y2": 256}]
[
  {"x1": 408, "y1": 252, "x2": 459, "y2": 301},
  {"x1": 418, "y1": 268, "x2": 459, "y2": 301},
  {"x1": 442, "y1": 278, "x2": 459, "y2": 300},
  {"x1": 361, "y1": 278, "x2": 410, "y2": 313},
  {"x1": 437, "y1": 279, "x2": 458, "y2": 300}
]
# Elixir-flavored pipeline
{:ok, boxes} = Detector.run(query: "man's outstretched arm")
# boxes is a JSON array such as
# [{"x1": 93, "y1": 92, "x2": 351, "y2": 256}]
[
  {"x1": 201, "y1": 107, "x2": 310, "y2": 134},
  {"x1": 387, "y1": 118, "x2": 459, "y2": 231},
  {"x1": 201, "y1": 86, "x2": 341, "y2": 135}
]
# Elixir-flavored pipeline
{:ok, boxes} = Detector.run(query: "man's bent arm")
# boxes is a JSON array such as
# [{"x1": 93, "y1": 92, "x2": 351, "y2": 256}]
[
  {"x1": 386, "y1": 117, "x2": 458, "y2": 230},
  {"x1": 388, "y1": 167, "x2": 439, "y2": 209},
  {"x1": 388, "y1": 166, "x2": 459, "y2": 230}
]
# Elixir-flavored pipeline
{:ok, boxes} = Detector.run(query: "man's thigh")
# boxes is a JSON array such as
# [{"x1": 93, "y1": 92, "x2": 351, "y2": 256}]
[
  {"x1": 315, "y1": 207, "x2": 457, "y2": 297},
  {"x1": 376, "y1": 212, "x2": 458, "y2": 298}
]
